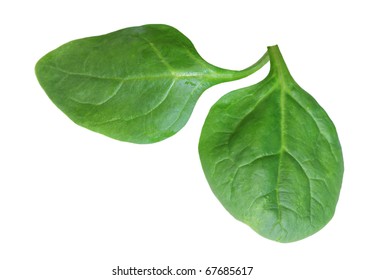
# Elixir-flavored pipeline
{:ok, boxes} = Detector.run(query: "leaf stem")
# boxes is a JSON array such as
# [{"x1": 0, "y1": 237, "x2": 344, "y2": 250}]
[
  {"x1": 267, "y1": 45, "x2": 292, "y2": 80},
  {"x1": 212, "y1": 51, "x2": 269, "y2": 82},
  {"x1": 236, "y1": 50, "x2": 270, "y2": 79}
]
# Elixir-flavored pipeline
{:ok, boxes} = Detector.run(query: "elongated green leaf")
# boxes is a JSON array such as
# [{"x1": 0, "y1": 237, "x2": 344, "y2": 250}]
[
  {"x1": 36, "y1": 24, "x2": 268, "y2": 143},
  {"x1": 199, "y1": 45, "x2": 344, "y2": 242}
]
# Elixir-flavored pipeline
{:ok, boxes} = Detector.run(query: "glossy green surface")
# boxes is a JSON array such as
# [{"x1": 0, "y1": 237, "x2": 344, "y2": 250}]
[
  {"x1": 199, "y1": 46, "x2": 343, "y2": 242},
  {"x1": 36, "y1": 24, "x2": 268, "y2": 143}
]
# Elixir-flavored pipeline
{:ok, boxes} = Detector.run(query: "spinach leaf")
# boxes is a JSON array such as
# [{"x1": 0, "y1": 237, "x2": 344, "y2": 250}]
[
  {"x1": 199, "y1": 45, "x2": 343, "y2": 242},
  {"x1": 36, "y1": 24, "x2": 268, "y2": 143}
]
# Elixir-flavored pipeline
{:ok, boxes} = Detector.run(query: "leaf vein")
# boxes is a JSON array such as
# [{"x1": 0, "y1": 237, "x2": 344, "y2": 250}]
[
  {"x1": 95, "y1": 79, "x2": 177, "y2": 124},
  {"x1": 227, "y1": 84, "x2": 278, "y2": 147},
  {"x1": 286, "y1": 94, "x2": 338, "y2": 161},
  {"x1": 165, "y1": 82, "x2": 203, "y2": 130},
  {"x1": 140, "y1": 36, "x2": 175, "y2": 74}
]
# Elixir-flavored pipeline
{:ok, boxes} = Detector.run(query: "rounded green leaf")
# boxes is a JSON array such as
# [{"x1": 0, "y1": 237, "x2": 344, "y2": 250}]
[
  {"x1": 199, "y1": 45, "x2": 344, "y2": 242},
  {"x1": 35, "y1": 24, "x2": 268, "y2": 143}
]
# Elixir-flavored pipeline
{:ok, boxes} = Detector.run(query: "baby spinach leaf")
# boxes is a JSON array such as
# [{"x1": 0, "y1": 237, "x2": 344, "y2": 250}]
[
  {"x1": 199, "y1": 45, "x2": 344, "y2": 242},
  {"x1": 36, "y1": 24, "x2": 268, "y2": 143}
]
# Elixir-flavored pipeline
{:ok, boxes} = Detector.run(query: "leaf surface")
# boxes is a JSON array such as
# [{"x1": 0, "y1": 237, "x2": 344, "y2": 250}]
[
  {"x1": 199, "y1": 45, "x2": 344, "y2": 242},
  {"x1": 36, "y1": 24, "x2": 268, "y2": 143}
]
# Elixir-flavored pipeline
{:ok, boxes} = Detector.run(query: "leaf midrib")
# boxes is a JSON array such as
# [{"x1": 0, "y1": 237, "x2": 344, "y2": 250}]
[
  {"x1": 274, "y1": 69, "x2": 315, "y2": 228},
  {"x1": 42, "y1": 64, "x2": 227, "y2": 82},
  {"x1": 275, "y1": 64, "x2": 287, "y2": 227}
]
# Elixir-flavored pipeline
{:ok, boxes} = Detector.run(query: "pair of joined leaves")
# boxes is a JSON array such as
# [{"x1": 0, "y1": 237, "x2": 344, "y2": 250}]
[{"x1": 36, "y1": 24, "x2": 343, "y2": 243}]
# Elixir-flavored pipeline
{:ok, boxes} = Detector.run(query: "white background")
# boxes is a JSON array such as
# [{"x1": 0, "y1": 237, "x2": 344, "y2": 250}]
[{"x1": 1, "y1": 0, "x2": 364, "y2": 279}]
